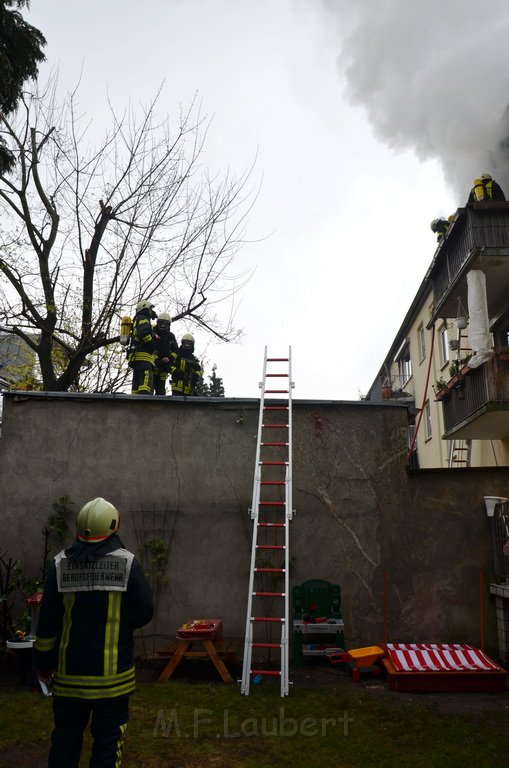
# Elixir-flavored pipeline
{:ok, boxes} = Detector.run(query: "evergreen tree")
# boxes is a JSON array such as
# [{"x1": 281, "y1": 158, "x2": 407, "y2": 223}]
[
  {"x1": 194, "y1": 364, "x2": 225, "y2": 397},
  {"x1": 208, "y1": 364, "x2": 225, "y2": 397},
  {"x1": 0, "y1": 1, "x2": 46, "y2": 171}
]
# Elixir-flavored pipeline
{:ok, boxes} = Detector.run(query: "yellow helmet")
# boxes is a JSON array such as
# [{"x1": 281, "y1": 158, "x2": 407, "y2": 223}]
[{"x1": 77, "y1": 498, "x2": 120, "y2": 543}]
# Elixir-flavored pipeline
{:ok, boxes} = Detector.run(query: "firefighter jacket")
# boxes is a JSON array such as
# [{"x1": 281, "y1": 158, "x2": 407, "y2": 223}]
[
  {"x1": 170, "y1": 349, "x2": 203, "y2": 395},
  {"x1": 468, "y1": 179, "x2": 506, "y2": 203},
  {"x1": 154, "y1": 329, "x2": 178, "y2": 373},
  {"x1": 127, "y1": 310, "x2": 157, "y2": 367},
  {"x1": 35, "y1": 534, "x2": 153, "y2": 700}
]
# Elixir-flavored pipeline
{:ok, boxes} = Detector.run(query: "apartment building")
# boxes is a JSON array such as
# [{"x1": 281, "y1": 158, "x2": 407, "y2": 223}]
[{"x1": 367, "y1": 200, "x2": 509, "y2": 469}]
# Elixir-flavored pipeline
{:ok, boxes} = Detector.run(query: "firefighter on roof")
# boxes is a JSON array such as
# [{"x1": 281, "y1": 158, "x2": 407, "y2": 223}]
[
  {"x1": 152, "y1": 312, "x2": 178, "y2": 396},
  {"x1": 35, "y1": 497, "x2": 153, "y2": 767},
  {"x1": 430, "y1": 217, "x2": 450, "y2": 242},
  {"x1": 170, "y1": 333, "x2": 203, "y2": 397},
  {"x1": 468, "y1": 173, "x2": 506, "y2": 203},
  {"x1": 127, "y1": 299, "x2": 157, "y2": 395}
]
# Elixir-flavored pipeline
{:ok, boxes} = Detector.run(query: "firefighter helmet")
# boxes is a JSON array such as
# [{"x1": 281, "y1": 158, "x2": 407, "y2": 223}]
[
  {"x1": 480, "y1": 173, "x2": 492, "y2": 181},
  {"x1": 136, "y1": 299, "x2": 154, "y2": 313},
  {"x1": 430, "y1": 218, "x2": 440, "y2": 232},
  {"x1": 77, "y1": 498, "x2": 120, "y2": 543},
  {"x1": 181, "y1": 333, "x2": 195, "y2": 351},
  {"x1": 158, "y1": 312, "x2": 171, "y2": 322}
]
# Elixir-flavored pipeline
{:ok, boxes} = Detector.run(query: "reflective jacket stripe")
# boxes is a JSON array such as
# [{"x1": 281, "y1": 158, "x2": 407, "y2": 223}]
[
  {"x1": 34, "y1": 635, "x2": 57, "y2": 652},
  {"x1": 59, "y1": 592, "x2": 75, "y2": 674},
  {"x1": 51, "y1": 669, "x2": 136, "y2": 699},
  {"x1": 128, "y1": 351, "x2": 155, "y2": 364},
  {"x1": 104, "y1": 592, "x2": 122, "y2": 676}
]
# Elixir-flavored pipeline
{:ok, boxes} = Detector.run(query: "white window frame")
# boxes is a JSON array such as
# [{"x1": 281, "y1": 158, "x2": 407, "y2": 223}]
[
  {"x1": 438, "y1": 323, "x2": 449, "y2": 369},
  {"x1": 417, "y1": 323, "x2": 426, "y2": 363},
  {"x1": 424, "y1": 401, "x2": 432, "y2": 441},
  {"x1": 394, "y1": 340, "x2": 412, "y2": 388}
]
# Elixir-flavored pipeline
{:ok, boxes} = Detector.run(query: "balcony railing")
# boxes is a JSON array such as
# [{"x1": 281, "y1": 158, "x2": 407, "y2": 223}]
[
  {"x1": 428, "y1": 204, "x2": 509, "y2": 321},
  {"x1": 437, "y1": 354, "x2": 509, "y2": 436},
  {"x1": 380, "y1": 374, "x2": 415, "y2": 401}
]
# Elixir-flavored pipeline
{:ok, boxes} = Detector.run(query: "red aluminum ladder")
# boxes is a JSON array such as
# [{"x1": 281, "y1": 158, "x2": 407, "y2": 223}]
[{"x1": 240, "y1": 346, "x2": 294, "y2": 696}]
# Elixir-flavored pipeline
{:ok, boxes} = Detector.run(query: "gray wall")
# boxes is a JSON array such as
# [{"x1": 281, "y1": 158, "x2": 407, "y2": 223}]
[{"x1": 1, "y1": 392, "x2": 508, "y2": 657}]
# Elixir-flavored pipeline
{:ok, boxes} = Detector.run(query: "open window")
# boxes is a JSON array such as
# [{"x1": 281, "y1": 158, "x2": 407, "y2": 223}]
[{"x1": 394, "y1": 339, "x2": 412, "y2": 389}]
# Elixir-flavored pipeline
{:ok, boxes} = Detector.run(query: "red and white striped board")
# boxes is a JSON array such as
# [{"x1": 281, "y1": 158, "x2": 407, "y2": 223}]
[{"x1": 387, "y1": 643, "x2": 503, "y2": 673}]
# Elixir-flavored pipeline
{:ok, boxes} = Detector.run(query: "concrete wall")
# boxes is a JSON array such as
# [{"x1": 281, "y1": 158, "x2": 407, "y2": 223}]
[{"x1": 1, "y1": 392, "x2": 508, "y2": 658}]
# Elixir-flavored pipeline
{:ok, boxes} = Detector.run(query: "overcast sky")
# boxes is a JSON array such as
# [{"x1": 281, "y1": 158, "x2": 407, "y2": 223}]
[{"x1": 27, "y1": 1, "x2": 509, "y2": 399}]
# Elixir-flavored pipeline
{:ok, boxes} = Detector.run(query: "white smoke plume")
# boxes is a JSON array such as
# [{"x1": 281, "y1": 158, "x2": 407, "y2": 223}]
[{"x1": 320, "y1": 0, "x2": 509, "y2": 199}]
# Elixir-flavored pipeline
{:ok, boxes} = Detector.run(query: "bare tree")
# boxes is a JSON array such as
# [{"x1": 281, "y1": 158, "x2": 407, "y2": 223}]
[{"x1": 0, "y1": 83, "x2": 253, "y2": 391}]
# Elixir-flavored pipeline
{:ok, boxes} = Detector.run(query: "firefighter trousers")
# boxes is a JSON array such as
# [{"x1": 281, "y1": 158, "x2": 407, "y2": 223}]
[
  {"x1": 48, "y1": 695, "x2": 129, "y2": 767},
  {"x1": 131, "y1": 361, "x2": 154, "y2": 395}
]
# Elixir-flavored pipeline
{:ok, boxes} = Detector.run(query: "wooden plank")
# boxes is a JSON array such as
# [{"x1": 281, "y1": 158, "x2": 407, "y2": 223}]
[{"x1": 157, "y1": 637, "x2": 241, "y2": 663}]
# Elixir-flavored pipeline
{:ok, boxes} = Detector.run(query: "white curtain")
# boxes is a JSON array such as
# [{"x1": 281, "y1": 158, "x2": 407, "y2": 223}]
[{"x1": 467, "y1": 270, "x2": 493, "y2": 368}]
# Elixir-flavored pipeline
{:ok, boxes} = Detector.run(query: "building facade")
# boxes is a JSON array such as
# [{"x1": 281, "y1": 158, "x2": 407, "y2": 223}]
[{"x1": 368, "y1": 201, "x2": 509, "y2": 469}]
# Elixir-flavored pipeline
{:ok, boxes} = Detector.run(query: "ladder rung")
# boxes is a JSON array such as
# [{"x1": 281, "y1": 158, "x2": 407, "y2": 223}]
[
  {"x1": 256, "y1": 544, "x2": 285, "y2": 550},
  {"x1": 255, "y1": 567, "x2": 285, "y2": 573},
  {"x1": 267, "y1": 358, "x2": 288, "y2": 362},
  {"x1": 264, "y1": 405, "x2": 288, "y2": 410},
  {"x1": 259, "y1": 501, "x2": 285, "y2": 506},
  {"x1": 258, "y1": 522, "x2": 285, "y2": 527},
  {"x1": 265, "y1": 389, "x2": 288, "y2": 394},
  {"x1": 252, "y1": 642, "x2": 281, "y2": 648},
  {"x1": 250, "y1": 669, "x2": 281, "y2": 676},
  {"x1": 253, "y1": 591, "x2": 285, "y2": 597},
  {"x1": 260, "y1": 481, "x2": 286, "y2": 486},
  {"x1": 262, "y1": 424, "x2": 288, "y2": 428},
  {"x1": 251, "y1": 616, "x2": 284, "y2": 622},
  {"x1": 260, "y1": 461, "x2": 288, "y2": 465},
  {"x1": 261, "y1": 441, "x2": 289, "y2": 446},
  {"x1": 266, "y1": 373, "x2": 289, "y2": 377}
]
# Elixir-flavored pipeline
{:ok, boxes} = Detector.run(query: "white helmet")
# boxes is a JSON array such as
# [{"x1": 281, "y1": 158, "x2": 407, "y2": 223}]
[
  {"x1": 158, "y1": 312, "x2": 171, "y2": 322},
  {"x1": 136, "y1": 299, "x2": 154, "y2": 313},
  {"x1": 480, "y1": 173, "x2": 492, "y2": 181},
  {"x1": 77, "y1": 498, "x2": 120, "y2": 543},
  {"x1": 181, "y1": 333, "x2": 195, "y2": 351}
]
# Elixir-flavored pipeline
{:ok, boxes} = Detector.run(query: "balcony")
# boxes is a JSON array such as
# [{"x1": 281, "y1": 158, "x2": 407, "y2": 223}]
[
  {"x1": 436, "y1": 353, "x2": 509, "y2": 439},
  {"x1": 427, "y1": 202, "x2": 509, "y2": 325},
  {"x1": 378, "y1": 374, "x2": 415, "y2": 402}
]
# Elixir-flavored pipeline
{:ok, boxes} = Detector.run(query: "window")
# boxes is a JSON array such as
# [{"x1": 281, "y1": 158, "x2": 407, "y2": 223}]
[
  {"x1": 394, "y1": 339, "x2": 412, "y2": 389},
  {"x1": 438, "y1": 324, "x2": 449, "y2": 368},
  {"x1": 424, "y1": 401, "x2": 432, "y2": 441},
  {"x1": 417, "y1": 323, "x2": 426, "y2": 362},
  {"x1": 397, "y1": 349, "x2": 412, "y2": 387}
]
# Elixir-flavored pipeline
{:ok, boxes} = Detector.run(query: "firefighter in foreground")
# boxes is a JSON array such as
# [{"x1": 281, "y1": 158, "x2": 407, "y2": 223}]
[
  {"x1": 170, "y1": 333, "x2": 203, "y2": 396},
  {"x1": 152, "y1": 312, "x2": 178, "y2": 395},
  {"x1": 35, "y1": 498, "x2": 153, "y2": 768},
  {"x1": 127, "y1": 299, "x2": 158, "y2": 394}
]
